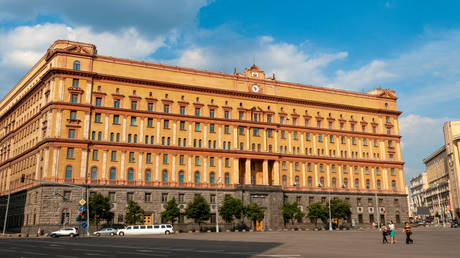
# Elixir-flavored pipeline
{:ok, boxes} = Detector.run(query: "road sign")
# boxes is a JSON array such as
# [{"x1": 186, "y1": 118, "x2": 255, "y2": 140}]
[
  {"x1": 79, "y1": 199, "x2": 86, "y2": 206},
  {"x1": 76, "y1": 215, "x2": 82, "y2": 222},
  {"x1": 81, "y1": 222, "x2": 87, "y2": 229},
  {"x1": 79, "y1": 206, "x2": 86, "y2": 212}
]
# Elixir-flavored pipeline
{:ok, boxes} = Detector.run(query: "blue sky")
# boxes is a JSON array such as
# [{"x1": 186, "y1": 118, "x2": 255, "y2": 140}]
[{"x1": 0, "y1": 0, "x2": 459, "y2": 184}]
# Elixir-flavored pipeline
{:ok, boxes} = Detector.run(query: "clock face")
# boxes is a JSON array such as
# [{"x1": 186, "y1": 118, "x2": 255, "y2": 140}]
[{"x1": 251, "y1": 84, "x2": 260, "y2": 93}]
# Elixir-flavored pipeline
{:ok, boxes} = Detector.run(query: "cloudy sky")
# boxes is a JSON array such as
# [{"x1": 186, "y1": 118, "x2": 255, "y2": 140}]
[{"x1": 0, "y1": 0, "x2": 459, "y2": 184}]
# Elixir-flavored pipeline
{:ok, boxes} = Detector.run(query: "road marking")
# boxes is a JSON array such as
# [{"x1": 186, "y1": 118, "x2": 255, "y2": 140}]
[{"x1": 116, "y1": 251, "x2": 167, "y2": 257}]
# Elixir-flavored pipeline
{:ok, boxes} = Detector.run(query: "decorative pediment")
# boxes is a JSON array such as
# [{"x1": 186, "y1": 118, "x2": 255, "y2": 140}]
[{"x1": 64, "y1": 44, "x2": 93, "y2": 55}]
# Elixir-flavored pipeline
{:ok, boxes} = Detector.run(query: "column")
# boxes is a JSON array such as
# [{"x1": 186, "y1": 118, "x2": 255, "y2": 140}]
[
  {"x1": 104, "y1": 114, "x2": 109, "y2": 141},
  {"x1": 80, "y1": 149, "x2": 87, "y2": 178},
  {"x1": 138, "y1": 153, "x2": 143, "y2": 180},
  {"x1": 204, "y1": 156, "x2": 208, "y2": 183},
  {"x1": 172, "y1": 155, "x2": 176, "y2": 182},
  {"x1": 273, "y1": 161, "x2": 280, "y2": 185},
  {"x1": 233, "y1": 158, "x2": 239, "y2": 184},
  {"x1": 155, "y1": 153, "x2": 159, "y2": 181},
  {"x1": 156, "y1": 120, "x2": 161, "y2": 144},
  {"x1": 102, "y1": 150, "x2": 107, "y2": 179},
  {"x1": 246, "y1": 128, "x2": 250, "y2": 150},
  {"x1": 122, "y1": 116, "x2": 127, "y2": 142},
  {"x1": 245, "y1": 158, "x2": 251, "y2": 184},
  {"x1": 275, "y1": 130, "x2": 279, "y2": 152},
  {"x1": 120, "y1": 151, "x2": 126, "y2": 180},
  {"x1": 55, "y1": 110, "x2": 62, "y2": 137},
  {"x1": 262, "y1": 160, "x2": 268, "y2": 185},
  {"x1": 289, "y1": 162, "x2": 293, "y2": 186},
  {"x1": 187, "y1": 155, "x2": 192, "y2": 182},
  {"x1": 172, "y1": 121, "x2": 176, "y2": 145}
]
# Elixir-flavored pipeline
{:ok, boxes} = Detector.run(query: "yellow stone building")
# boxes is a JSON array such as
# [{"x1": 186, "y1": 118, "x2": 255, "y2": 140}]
[{"x1": 0, "y1": 40, "x2": 407, "y2": 232}]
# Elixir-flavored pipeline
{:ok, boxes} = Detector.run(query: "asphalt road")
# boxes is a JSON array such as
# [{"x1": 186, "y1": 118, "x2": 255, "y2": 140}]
[{"x1": 1, "y1": 228, "x2": 459, "y2": 258}]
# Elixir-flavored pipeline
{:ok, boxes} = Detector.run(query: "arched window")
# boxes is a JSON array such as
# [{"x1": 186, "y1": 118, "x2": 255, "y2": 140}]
[
  {"x1": 355, "y1": 178, "x2": 359, "y2": 189},
  {"x1": 109, "y1": 168, "x2": 116, "y2": 180},
  {"x1": 308, "y1": 176, "x2": 312, "y2": 187},
  {"x1": 320, "y1": 176, "x2": 325, "y2": 187},
  {"x1": 116, "y1": 133, "x2": 120, "y2": 142},
  {"x1": 343, "y1": 178, "x2": 348, "y2": 188},
  {"x1": 162, "y1": 170, "x2": 168, "y2": 182},
  {"x1": 128, "y1": 134, "x2": 132, "y2": 143},
  {"x1": 224, "y1": 173, "x2": 230, "y2": 184},
  {"x1": 145, "y1": 169, "x2": 151, "y2": 181},
  {"x1": 194, "y1": 171, "x2": 200, "y2": 183},
  {"x1": 73, "y1": 60, "x2": 80, "y2": 71},
  {"x1": 366, "y1": 179, "x2": 370, "y2": 189},
  {"x1": 295, "y1": 176, "x2": 300, "y2": 186},
  {"x1": 391, "y1": 180, "x2": 396, "y2": 190},
  {"x1": 210, "y1": 172, "x2": 215, "y2": 184},
  {"x1": 65, "y1": 165, "x2": 72, "y2": 179},
  {"x1": 91, "y1": 131, "x2": 96, "y2": 140},
  {"x1": 91, "y1": 167, "x2": 97, "y2": 180},
  {"x1": 332, "y1": 177, "x2": 336, "y2": 188},
  {"x1": 127, "y1": 168, "x2": 134, "y2": 181},
  {"x1": 110, "y1": 133, "x2": 114, "y2": 142},
  {"x1": 178, "y1": 171, "x2": 184, "y2": 183},
  {"x1": 377, "y1": 179, "x2": 381, "y2": 189},
  {"x1": 98, "y1": 131, "x2": 102, "y2": 141},
  {"x1": 282, "y1": 175, "x2": 287, "y2": 186}
]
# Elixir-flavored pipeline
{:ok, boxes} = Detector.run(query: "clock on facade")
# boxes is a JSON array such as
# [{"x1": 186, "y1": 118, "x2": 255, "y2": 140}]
[{"x1": 251, "y1": 84, "x2": 260, "y2": 93}]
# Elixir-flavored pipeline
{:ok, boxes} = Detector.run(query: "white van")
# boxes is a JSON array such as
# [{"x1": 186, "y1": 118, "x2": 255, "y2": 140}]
[{"x1": 117, "y1": 224, "x2": 174, "y2": 236}]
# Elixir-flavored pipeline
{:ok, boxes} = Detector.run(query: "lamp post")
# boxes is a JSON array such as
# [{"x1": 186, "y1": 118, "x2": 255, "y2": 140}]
[
  {"x1": 215, "y1": 177, "x2": 221, "y2": 233},
  {"x1": 319, "y1": 183, "x2": 332, "y2": 231}
]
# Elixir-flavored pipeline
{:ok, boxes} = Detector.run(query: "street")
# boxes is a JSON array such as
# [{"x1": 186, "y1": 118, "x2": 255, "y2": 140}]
[{"x1": 1, "y1": 228, "x2": 459, "y2": 258}]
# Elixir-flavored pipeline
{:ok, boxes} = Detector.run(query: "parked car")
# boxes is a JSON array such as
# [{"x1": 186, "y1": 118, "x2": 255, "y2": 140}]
[
  {"x1": 118, "y1": 224, "x2": 174, "y2": 236},
  {"x1": 93, "y1": 228, "x2": 118, "y2": 236},
  {"x1": 49, "y1": 227, "x2": 79, "y2": 238},
  {"x1": 451, "y1": 220, "x2": 458, "y2": 228}
]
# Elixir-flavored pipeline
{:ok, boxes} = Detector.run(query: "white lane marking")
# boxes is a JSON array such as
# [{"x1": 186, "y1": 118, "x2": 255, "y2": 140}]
[{"x1": 116, "y1": 251, "x2": 167, "y2": 257}]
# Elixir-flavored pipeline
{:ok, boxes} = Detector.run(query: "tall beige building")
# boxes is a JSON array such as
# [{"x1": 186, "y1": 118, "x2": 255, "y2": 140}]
[{"x1": 444, "y1": 121, "x2": 460, "y2": 219}]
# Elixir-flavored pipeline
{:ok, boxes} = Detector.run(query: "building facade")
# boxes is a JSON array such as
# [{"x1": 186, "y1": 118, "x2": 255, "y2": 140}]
[
  {"x1": 444, "y1": 121, "x2": 460, "y2": 219},
  {"x1": 0, "y1": 40, "x2": 408, "y2": 233},
  {"x1": 409, "y1": 172, "x2": 427, "y2": 218}
]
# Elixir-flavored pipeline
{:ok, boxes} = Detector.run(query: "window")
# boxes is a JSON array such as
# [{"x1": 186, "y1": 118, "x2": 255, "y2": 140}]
[
  {"x1": 318, "y1": 134, "x2": 322, "y2": 142},
  {"x1": 239, "y1": 126, "x2": 245, "y2": 135},
  {"x1": 210, "y1": 124, "x2": 215, "y2": 133},
  {"x1": 194, "y1": 171, "x2": 200, "y2": 183},
  {"x1": 111, "y1": 151, "x2": 117, "y2": 161},
  {"x1": 70, "y1": 110, "x2": 77, "y2": 120},
  {"x1": 253, "y1": 128, "x2": 259, "y2": 136},
  {"x1": 164, "y1": 120, "x2": 169, "y2": 129},
  {"x1": 112, "y1": 115, "x2": 119, "y2": 124},
  {"x1": 343, "y1": 178, "x2": 348, "y2": 188},
  {"x1": 147, "y1": 103, "x2": 154, "y2": 112},
  {"x1": 162, "y1": 170, "x2": 168, "y2": 182},
  {"x1": 92, "y1": 150, "x2": 98, "y2": 160},
  {"x1": 295, "y1": 162, "x2": 299, "y2": 171},
  {"x1": 145, "y1": 169, "x2": 151, "y2": 181},
  {"x1": 329, "y1": 121, "x2": 333, "y2": 129},
  {"x1": 210, "y1": 172, "x2": 215, "y2": 184},
  {"x1": 131, "y1": 101, "x2": 137, "y2": 111},
  {"x1": 224, "y1": 125, "x2": 230, "y2": 134},
  {"x1": 319, "y1": 164, "x2": 324, "y2": 172},
  {"x1": 146, "y1": 153, "x2": 152, "y2": 163},
  {"x1": 332, "y1": 177, "x2": 336, "y2": 188},
  {"x1": 94, "y1": 113, "x2": 101, "y2": 123},
  {"x1": 179, "y1": 106, "x2": 186, "y2": 115},
  {"x1": 281, "y1": 130, "x2": 285, "y2": 139},
  {"x1": 163, "y1": 154, "x2": 168, "y2": 164},
  {"x1": 195, "y1": 156, "x2": 200, "y2": 166},
  {"x1": 363, "y1": 138, "x2": 368, "y2": 146},
  {"x1": 179, "y1": 155, "x2": 185, "y2": 165},
  {"x1": 282, "y1": 175, "x2": 287, "y2": 186},
  {"x1": 224, "y1": 111, "x2": 229, "y2": 119},
  {"x1": 163, "y1": 104, "x2": 169, "y2": 113},
  {"x1": 71, "y1": 94, "x2": 78, "y2": 103},
  {"x1": 225, "y1": 173, "x2": 230, "y2": 184},
  {"x1": 116, "y1": 133, "x2": 120, "y2": 142},
  {"x1": 320, "y1": 177, "x2": 325, "y2": 186},
  {"x1": 65, "y1": 166, "x2": 72, "y2": 179},
  {"x1": 377, "y1": 179, "x2": 381, "y2": 189},
  {"x1": 113, "y1": 99, "x2": 120, "y2": 108},
  {"x1": 366, "y1": 179, "x2": 370, "y2": 189},
  {"x1": 144, "y1": 193, "x2": 152, "y2": 202},
  {"x1": 130, "y1": 117, "x2": 137, "y2": 126},
  {"x1": 194, "y1": 122, "x2": 200, "y2": 131},
  {"x1": 225, "y1": 158, "x2": 230, "y2": 168},
  {"x1": 280, "y1": 117, "x2": 285, "y2": 124},
  {"x1": 392, "y1": 180, "x2": 396, "y2": 190},
  {"x1": 73, "y1": 60, "x2": 80, "y2": 70},
  {"x1": 68, "y1": 129, "x2": 76, "y2": 139},
  {"x1": 293, "y1": 117, "x2": 297, "y2": 125},
  {"x1": 72, "y1": 78, "x2": 79, "y2": 87},
  {"x1": 127, "y1": 192, "x2": 134, "y2": 201},
  {"x1": 293, "y1": 131, "x2": 298, "y2": 140},
  {"x1": 195, "y1": 108, "x2": 200, "y2": 116},
  {"x1": 91, "y1": 167, "x2": 97, "y2": 180},
  {"x1": 308, "y1": 176, "x2": 312, "y2": 187},
  {"x1": 209, "y1": 109, "x2": 215, "y2": 118},
  {"x1": 355, "y1": 179, "x2": 359, "y2": 189},
  {"x1": 94, "y1": 97, "x2": 102, "y2": 106},
  {"x1": 210, "y1": 157, "x2": 215, "y2": 167},
  {"x1": 391, "y1": 168, "x2": 396, "y2": 176},
  {"x1": 295, "y1": 176, "x2": 300, "y2": 186},
  {"x1": 267, "y1": 115, "x2": 272, "y2": 123},
  {"x1": 239, "y1": 111, "x2": 244, "y2": 120},
  {"x1": 129, "y1": 152, "x2": 135, "y2": 162},
  {"x1": 109, "y1": 168, "x2": 116, "y2": 180},
  {"x1": 317, "y1": 120, "x2": 321, "y2": 128},
  {"x1": 66, "y1": 148, "x2": 74, "y2": 159},
  {"x1": 282, "y1": 161, "x2": 287, "y2": 170},
  {"x1": 305, "y1": 133, "x2": 310, "y2": 141},
  {"x1": 352, "y1": 137, "x2": 356, "y2": 145},
  {"x1": 147, "y1": 118, "x2": 153, "y2": 128},
  {"x1": 178, "y1": 171, "x2": 184, "y2": 183},
  {"x1": 267, "y1": 129, "x2": 272, "y2": 137}
]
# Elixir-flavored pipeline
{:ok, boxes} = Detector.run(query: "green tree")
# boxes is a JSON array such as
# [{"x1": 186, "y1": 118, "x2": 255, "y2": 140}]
[
  {"x1": 327, "y1": 199, "x2": 352, "y2": 226},
  {"x1": 245, "y1": 203, "x2": 264, "y2": 229},
  {"x1": 307, "y1": 203, "x2": 328, "y2": 228},
  {"x1": 161, "y1": 198, "x2": 180, "y2": 225},
  {"x1": 219, "y1": 195, "x2": 244, "y2": 226},
  {"x1": 81, "y1": 193, "x2": 114, "y2": 230},
  {"x1": 185, "y1": 194, "x2": 211, "y2": 231},
  {"x1": 125, "y1": 200, "x2": 144, "y2": 225},
  {"x1": 282, "y1": 202, "x2": 305, "y2": 226}
]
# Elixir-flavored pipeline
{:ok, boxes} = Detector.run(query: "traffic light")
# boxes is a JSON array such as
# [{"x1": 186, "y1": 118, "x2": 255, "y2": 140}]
[{"x1": 21, "y1": 174, "x2": 25, "y2": 183}]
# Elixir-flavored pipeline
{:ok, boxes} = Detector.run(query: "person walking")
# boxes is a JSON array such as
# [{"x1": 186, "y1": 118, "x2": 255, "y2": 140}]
[
  {"x1": 403, "y1": 222, "x2": 413, "y2": 244},
  {"x1": 389, "y1": 221, "x2": 396, "y2": 244},
  {"x1": 380, "y1": 225, "x2": 389, "y2": 244}
]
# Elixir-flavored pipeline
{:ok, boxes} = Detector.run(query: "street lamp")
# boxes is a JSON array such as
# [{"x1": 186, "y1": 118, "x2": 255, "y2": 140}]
[
  {"x1": 319, "y1": 183, "x2": 332, "y2": 231},
  {"x1": 215, "y1": 177, "x2": 221, "y2": 233}
]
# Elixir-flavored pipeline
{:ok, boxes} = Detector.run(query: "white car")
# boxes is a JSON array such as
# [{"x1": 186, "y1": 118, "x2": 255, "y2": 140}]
[
  {"x1": 118, "y1": 224, "x2": 174, "y2": 236},
  {"x1": 49, "y1": 227, "x2": 79, "y2": 238}
]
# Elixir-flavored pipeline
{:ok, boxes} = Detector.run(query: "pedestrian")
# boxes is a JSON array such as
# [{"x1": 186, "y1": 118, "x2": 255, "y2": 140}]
[
  {"x1": 380, "y1": 225, "x2": 389, "y2": 244},
  {"x1": 389, "y1": 221, "x2": 396, "y2": 244},
  {"x1": 403, "y1": 222, "x2": 413, "y2": 244}
]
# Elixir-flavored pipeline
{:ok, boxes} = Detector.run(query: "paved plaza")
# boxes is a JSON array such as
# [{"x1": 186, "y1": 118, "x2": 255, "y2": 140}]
[{"x1": 0, "y1": 228, "x2": 459, "y2": 257}]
